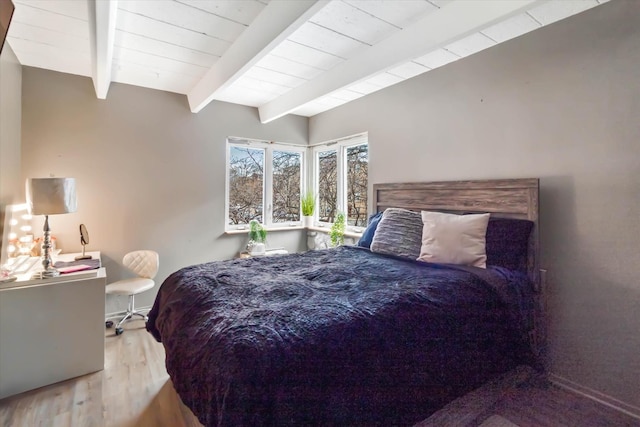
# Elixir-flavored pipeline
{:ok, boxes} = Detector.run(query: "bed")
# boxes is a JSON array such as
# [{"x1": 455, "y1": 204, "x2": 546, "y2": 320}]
[{"x1": 147, "y1": 178, "x2": 542, "y2": 427}]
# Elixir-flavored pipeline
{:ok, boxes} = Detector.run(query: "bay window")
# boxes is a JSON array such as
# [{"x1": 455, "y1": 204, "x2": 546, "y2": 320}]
[{"x1": 225, "y1": 133, "x2": 368, "y2": 233}]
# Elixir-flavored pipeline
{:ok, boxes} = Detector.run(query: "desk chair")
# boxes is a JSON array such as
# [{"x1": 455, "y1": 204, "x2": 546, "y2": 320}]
[{"x1": 105, "y1": 250, "x2": 159, "y2": 336}]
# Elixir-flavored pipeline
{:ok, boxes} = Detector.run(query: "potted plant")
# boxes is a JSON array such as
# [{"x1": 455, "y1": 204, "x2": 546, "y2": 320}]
[
  {"x1": 329, "y1": 211, "x2": 346, "y2": 247},
  {"x1": 301, "y1": 190, "x2": 316, "y2": 228},
  {"x1": 247, "y1": 220, "x2": 267, "y2": 255}
]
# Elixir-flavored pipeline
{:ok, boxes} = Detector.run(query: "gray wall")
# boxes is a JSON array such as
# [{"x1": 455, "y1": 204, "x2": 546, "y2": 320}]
[
  {"x1": 310, "y1": 0, "x2": 640, "y2": 411},
  {"x1": 21, "y1": 69, "x2": 308, "y2": 313},
  {"x1": 0, "y1": 44, "x2": 22, "y2": 206},
  {"x1": 0, "y1": 44, "x2": 22, "y2": 258}
]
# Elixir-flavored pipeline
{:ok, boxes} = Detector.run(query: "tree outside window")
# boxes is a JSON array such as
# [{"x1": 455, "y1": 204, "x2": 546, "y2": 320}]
[
  {"x1": 227, "y1": 139, "x2": 304, "y2": 229},
  {"x1": 228, "y1": 146, "x2": 264, "y2": 225},
  {"x1": 272, "y1": 150, "x2": 301, "y2": 223},
  {"x1": 346, "y1": 144, "x2": 368, "y2": 227},
  {"x1": 318, "y1": 150, "x2": 337, "y2": 223},
  {"x1": 226, "y1": 135, "x2": 366, "y2": 231},
  {"x1": 314, "y1": 135, "x2": 368, "y2": 229}
]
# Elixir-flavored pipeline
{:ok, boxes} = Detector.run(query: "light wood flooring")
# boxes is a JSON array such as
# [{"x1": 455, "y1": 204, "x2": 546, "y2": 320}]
[
  {"x1": 0, "y1": 319, "x2": 638, "y2": 427},
  {"x1": 0, "y1": 320, "x2": 201, "y2": 427}
]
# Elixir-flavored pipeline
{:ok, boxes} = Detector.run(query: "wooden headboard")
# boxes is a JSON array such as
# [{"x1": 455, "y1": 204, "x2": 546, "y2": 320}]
[{"x1": 372, "y1": 178, "x2": 540, "y2": 287}]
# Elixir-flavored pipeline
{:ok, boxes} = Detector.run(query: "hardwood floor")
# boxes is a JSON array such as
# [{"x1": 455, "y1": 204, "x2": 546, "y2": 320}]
[
  {"x1": 0, "y1": 319, "x2": 638, "y2": 427},
  {"x1": 0, "y1": 320, "x2": 202, "y2": 427}
]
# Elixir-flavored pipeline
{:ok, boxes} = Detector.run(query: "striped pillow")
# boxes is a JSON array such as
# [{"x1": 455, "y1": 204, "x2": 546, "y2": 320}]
[{"x1": 370, "y1": 208, "x2": 423, "y2": 259}]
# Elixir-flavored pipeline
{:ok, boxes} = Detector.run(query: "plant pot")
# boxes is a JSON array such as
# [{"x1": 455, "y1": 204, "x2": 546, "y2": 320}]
[
  {"x1": 250, "y1": 242, "x2": 265, "y2": 256},
  {"x1": 302, "y1": 215, "x2": 314, "y2": 228},
  {"x1": 306, "y1": 231, "x2": 317, "y2": 250}
]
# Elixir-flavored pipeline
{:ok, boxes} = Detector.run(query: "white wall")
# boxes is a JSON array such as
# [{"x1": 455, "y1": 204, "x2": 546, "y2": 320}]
[
  {"x1": 310, "y1": 0, "x2": 640, "y2": 414},
  {"x1": 0, "y1": 43, "x2": 22, "y2": 206},
  {"x1": 21, "y1": 69, "x2": 309, "y2": 313}
]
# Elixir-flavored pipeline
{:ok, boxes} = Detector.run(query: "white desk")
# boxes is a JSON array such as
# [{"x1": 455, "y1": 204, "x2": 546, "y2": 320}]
[
  {"x1": 1, "y1": 251, "x2": 103, "y2": 290},
  {"x1": 0, "y1": 252, "x2": 106, "y2": 399}
]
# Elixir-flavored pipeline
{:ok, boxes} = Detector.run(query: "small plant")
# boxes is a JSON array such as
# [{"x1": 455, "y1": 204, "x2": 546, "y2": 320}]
[
  {"x1": 329, "y1": 211, "x2": 346, "y2": 247},
  {"x1": 248, "y1": 220, "x2": 267, "y2": 243},
  {"x1": 301, "y1": 190, "x2": 316, "y2": 216}
]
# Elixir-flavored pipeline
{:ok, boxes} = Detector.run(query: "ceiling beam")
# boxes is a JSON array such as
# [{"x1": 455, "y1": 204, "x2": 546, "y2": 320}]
[
  {"x1": 187, "y1": 0, "x2": 326, "y2": 114},
  {"x1": 90, "y1": 0, "x2": 117, "y2": 99},
  {"x1": 258, "y1": 0, "x2": 542, "y2": 123}
]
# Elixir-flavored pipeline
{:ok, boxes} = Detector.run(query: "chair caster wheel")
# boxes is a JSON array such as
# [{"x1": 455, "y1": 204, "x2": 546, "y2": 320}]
[
  {"x1": 105, "y1": 320, "x2": 114, "y2": 328},
  {"x1": 115, "y1": 327, "x2": 124, "y2": 335}
]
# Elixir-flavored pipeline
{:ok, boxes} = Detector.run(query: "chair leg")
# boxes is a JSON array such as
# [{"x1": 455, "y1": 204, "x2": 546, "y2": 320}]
[
  {"x1": 129, "y1": 294, "x2": 149, "y2": 322},
  {"x1": 115, "y1": 311, "x2": 133, "y2": 329},
  {"x1": 112, "y1": 294, "x2": 148, "y2": 335}
]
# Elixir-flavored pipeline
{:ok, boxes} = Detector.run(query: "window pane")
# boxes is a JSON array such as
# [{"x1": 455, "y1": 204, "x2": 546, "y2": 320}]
[
  {"x1": 347, "y1": 144, "x2": 368, "y2": 227},
  {"x1": 228, "y1": 146, "x2": 264, "y2": 225},
  {"x1": 318, "y1": 150, "x2": 337, "y2": 223},
  {"x1": 272, "y1": 150, "x2": 301, "y2": 223}
]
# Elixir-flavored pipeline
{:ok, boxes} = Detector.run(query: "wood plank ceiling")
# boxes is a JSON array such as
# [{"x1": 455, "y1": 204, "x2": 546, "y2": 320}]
[{"x1": 7, "y1": 0, "x2": 610, "y2": 123}]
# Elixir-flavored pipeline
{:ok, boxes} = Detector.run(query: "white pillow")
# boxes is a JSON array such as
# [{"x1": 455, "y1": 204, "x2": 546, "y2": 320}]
[{"x1": 417, "y1": 211, "x2": 490, "y2": 268}]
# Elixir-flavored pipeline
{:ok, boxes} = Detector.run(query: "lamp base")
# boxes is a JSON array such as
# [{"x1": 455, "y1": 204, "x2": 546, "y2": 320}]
[{"x1": 74, "y1": 255, "x2": 92, "y2": 261}]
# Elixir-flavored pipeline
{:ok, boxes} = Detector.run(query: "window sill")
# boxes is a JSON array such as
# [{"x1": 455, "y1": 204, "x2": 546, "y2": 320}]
[
  {"x1": 225, "y1": 225, "x2": 305, "y2": 235},
  {"x1": 224, "y1": 225, "x2": 363, "y2": 239},
  {"x1": 308, "y1": 226, "x2": 363, "y2": 239}
]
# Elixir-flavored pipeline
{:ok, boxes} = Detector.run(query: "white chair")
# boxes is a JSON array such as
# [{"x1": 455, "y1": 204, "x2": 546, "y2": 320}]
[{"x1": 105, "y1": 250, "x2": 159, "y2": 336}]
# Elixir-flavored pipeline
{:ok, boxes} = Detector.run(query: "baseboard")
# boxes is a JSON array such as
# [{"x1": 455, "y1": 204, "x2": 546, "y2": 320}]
[
  {"x1": 549, "y1": 373, "x2": 640, "y2": 420},
  {"x1": 105, "y1": 305, "x2": 152, "y2": 320}
]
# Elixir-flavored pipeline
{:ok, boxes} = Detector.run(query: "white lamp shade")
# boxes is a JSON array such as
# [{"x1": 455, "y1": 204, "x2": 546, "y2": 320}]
[{"x1": 26, "y1": 178, "x2": 77, "y2": 215}]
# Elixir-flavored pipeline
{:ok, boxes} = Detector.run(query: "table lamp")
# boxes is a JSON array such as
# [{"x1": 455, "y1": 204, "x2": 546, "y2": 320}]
[{"x1": 26, "y1": 177, "x2": 77, "y2": 278}]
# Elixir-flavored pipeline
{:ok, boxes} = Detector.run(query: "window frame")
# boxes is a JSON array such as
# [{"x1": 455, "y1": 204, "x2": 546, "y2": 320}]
[
  {"x1": 225, "y1": 137, "x2": 307, "y2": 231},
  {"x1": 311, "y1": 133, "x2": 369, "y2": 232}
]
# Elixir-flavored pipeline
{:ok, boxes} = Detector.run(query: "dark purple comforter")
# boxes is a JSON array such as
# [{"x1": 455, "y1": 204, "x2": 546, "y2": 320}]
[{"x1": 147, "y1": 246, "x2": 533, "y2": 427}]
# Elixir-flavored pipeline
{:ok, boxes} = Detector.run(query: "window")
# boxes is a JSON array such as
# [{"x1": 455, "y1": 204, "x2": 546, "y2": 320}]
[
  {"x1": 228, "y1": 146, "x2": 264, "y2": 224},
  {"x1": 317, "y1": 150, "x2": 337, "y2": 223},
  {"x1": 272, "y1": 150, "x2": 301, "y2": 223},
  {"x1": 226, "y1": 138, "x2": 305, "y2": 230},
  {"x1": 346, "y1": 143, "x2": 368, "y2": 227},
  {"x1": 313, "y1": 133, "x2": 369, "y2": 230},
  {"x1": 225, "y1": 134, "x2": 368, "y2": 232}
]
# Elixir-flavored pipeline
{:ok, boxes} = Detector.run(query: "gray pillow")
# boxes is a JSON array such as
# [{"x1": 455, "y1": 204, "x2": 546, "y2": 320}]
[{"x1": 370, "y1": 208, "x2": 423, "y2": 259}]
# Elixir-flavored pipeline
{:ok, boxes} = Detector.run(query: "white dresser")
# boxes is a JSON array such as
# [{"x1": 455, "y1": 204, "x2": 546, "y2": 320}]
[{"x1": 0, "y1": 252, "x2": 106, "y2": 399}]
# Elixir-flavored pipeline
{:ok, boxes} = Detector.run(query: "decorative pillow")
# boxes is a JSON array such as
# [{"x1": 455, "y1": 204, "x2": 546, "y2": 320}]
[
  {"x1": 417, "y1": 211, "x2": 490, "y2": 268},
  {"x1": 356, "y1": 212, "x2": 383, "y2": 249},
  {"x1": 485, "y1": 218, "x2": 534, "y2": 271},
  {"x1": 370, "y1": 208, "x2": 423, "y2": 259}
]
